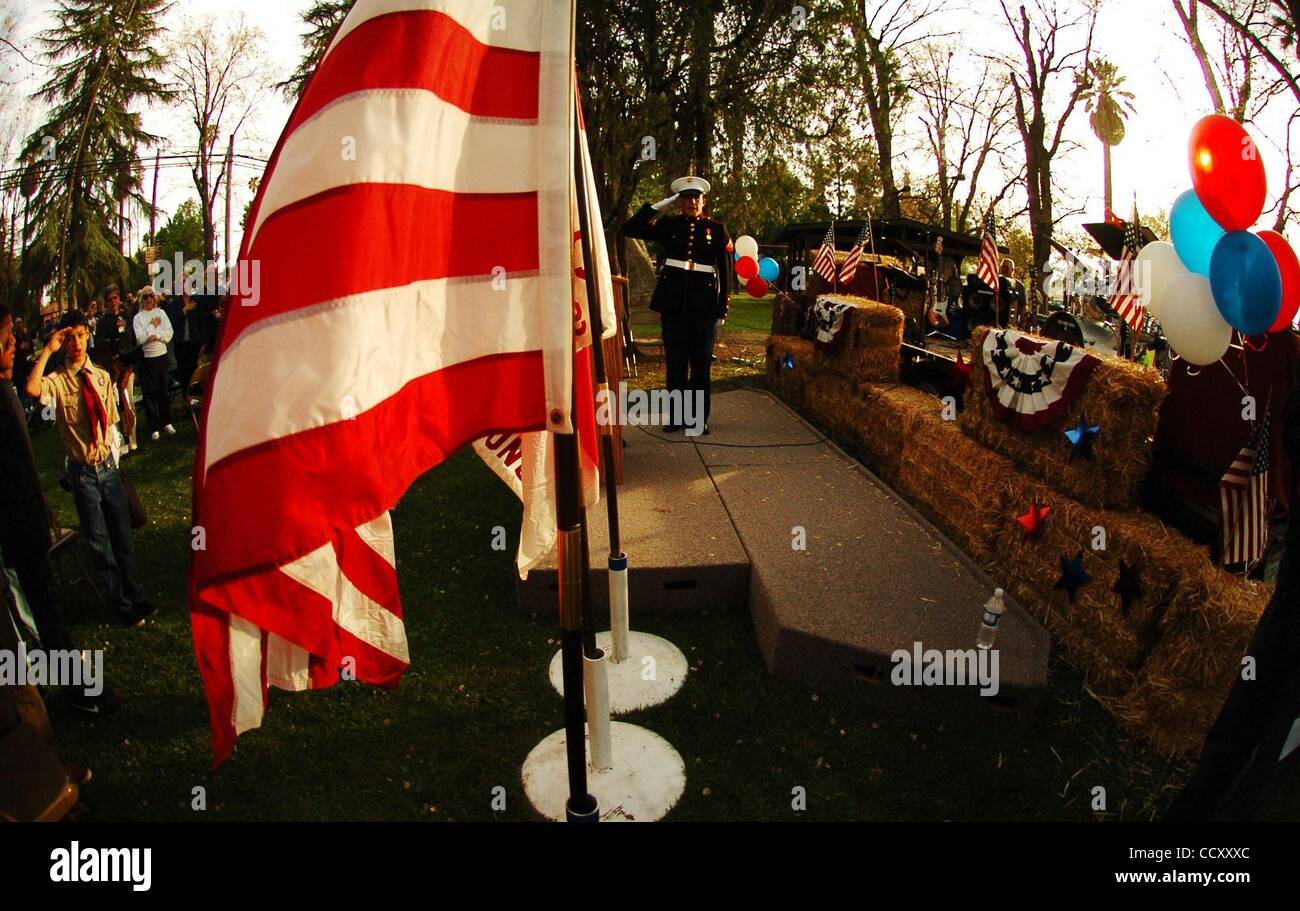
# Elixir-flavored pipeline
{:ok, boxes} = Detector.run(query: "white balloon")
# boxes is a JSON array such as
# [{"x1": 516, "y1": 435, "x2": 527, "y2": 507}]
[
  {"x1": 1135, "y1": 241, "x2": 1185, "y2": 321},
  {"x1": 735, "y1": 235, "x2": 759, "y2": 259},
  {"x1": 1161, "y1": 272, "x2": 1233, "y2": 366}
]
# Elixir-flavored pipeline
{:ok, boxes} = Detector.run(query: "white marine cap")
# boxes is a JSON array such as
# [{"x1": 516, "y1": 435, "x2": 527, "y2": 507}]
[{"x1": 670, "y1": 176, "x2": 711, "y2": 196}]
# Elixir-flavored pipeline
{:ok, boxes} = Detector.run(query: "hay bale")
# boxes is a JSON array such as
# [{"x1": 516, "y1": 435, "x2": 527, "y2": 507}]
[
  {"x1": 766, "y1": 335, "x2": 816, "y2": 408},
  {"x1": 894, "y1": 413, "x2": 1013, "y2": 565},
  {"x1": 960, "y1": 326, "x2": 1166, "y2": 510},
  {"x1": 1115, "y1": 681, "x2": 1227, "y2": 759},
  {"x1": 1139, "y1": 569, "x2": 1268, "y2": 692},
  {"x1": 987, "y1": 477, "x2": 1198, "y2": 697},
  {"x1": 815, "y1": 297, "x2": 903, "y2": 384},
  {"x1": 844, "y1": 384, "x2": 935, "y2": 483}
]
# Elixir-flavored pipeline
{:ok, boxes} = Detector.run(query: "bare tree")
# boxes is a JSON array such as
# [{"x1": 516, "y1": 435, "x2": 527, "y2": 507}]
[
  {"x1": 913, "y1": 42, "x2": 1020, "y2": 234},
  {"x1": 1172, "y1": 0, "x2": 1290, "y2": 121},
  {"x1": 1194, "y1": 0, "x2": 1300, "y2": 104},
  {"x1": 999, "y1": 0, "x2": 1098, "y2": 304},
  {"x1": 170, "y1": 15, "x2": 268, "y2": 263},
  {"x1": 1172, "y1": 0, "x2": 1300, "y2": 228},
  {"x1": 842, "y1": 0, "x2": 952, "y2": 219}
]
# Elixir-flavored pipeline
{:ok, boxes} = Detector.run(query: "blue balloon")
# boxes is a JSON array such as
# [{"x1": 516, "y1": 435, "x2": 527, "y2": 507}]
[
  {"x1": 1171, "y1": 189, "x2": 1227, "y2": 277},
  {"x1": 734, "y1": 251, "x2": 742, "y2": 262},
  {"x1": 758, "y1": 257, "x2": 780, "y2": 282},
  {"x1": 1209, "y1": 231, "x2": 1283, "y2": 335}
]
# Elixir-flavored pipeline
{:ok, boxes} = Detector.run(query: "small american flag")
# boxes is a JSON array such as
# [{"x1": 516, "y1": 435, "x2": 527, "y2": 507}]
[
  {"x1": 839, "y1": 223, "x2": 872, "y2": 286},
  {"x1": 976, "y1": 220, "x2": 999, "y2": 292},
  {"x1": 1220, "y1": 416, "x2": 1272, "y2": 569},
  {"x1": 1109, "y1": 205, "x2": 1146, "y2": 334},
  {"x1": 813, "y1": 223, "x2": 838, "y2": 286}
]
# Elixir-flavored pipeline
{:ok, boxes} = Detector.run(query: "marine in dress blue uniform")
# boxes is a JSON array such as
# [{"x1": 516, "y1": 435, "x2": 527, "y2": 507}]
[{"x1": 623, "y1": 176, "x2": 732, "y2": 432}]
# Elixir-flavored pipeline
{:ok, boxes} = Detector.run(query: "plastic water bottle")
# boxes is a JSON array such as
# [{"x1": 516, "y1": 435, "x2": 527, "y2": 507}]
[{"x1": 977, "y1": 588, "x2": 1006, "y2": 650}]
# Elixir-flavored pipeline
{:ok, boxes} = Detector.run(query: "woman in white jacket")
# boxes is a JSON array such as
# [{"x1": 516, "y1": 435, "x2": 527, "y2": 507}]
[{"x1": 133, "y1": 287, "x2": 175, "y2": 440}]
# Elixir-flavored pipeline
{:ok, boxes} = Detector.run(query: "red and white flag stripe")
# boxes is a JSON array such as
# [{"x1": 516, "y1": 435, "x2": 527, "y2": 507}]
[{"x1": 191, "y1": 0, "x2": 577, "y2": 766}]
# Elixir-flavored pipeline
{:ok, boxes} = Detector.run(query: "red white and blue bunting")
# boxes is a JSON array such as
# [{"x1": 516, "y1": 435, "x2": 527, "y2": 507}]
[
  {"x1": 981, "y1": 330, "x2": 1100, "y2": 432},
  {"x1": 813, "y1": 296, "x2": 857, "y2": 350}
]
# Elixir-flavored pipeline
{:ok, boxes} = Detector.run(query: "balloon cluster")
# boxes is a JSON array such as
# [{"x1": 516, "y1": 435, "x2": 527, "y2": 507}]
[
  {"x1": 1140, "y1": 115, "x2": 1300, "y2": 366},
  {"x1": 732, "y1": 235, "x2": 780, "y2": 298}
]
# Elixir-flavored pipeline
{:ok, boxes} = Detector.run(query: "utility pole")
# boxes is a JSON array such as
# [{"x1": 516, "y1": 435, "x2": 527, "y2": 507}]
[
  {"x1": 224, "y1": 132, "x2": 235, "y2": 278},
  {"x1": 149, "y1": 149, "x2": 160, "y2": 242}
]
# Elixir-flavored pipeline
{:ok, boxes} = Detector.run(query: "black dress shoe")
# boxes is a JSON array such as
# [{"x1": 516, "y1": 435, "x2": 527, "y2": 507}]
[
  {"x1": 130, "y1": 601, "x2": 158, "y2": 622},
  {"x1": 663, "y1": 425, "x2": 683, "y2": 434},
  {"x1": 114, "y1": 608, "x2": 145, "y2": 628}
]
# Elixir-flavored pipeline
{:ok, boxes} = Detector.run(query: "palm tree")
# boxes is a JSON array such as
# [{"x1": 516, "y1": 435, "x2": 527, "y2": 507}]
[{"x1": 1082, "y1": 59, "x2": 1136, "y2": 215}]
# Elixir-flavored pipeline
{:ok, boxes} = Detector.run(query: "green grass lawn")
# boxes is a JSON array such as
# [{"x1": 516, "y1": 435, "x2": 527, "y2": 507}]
[
  {"x1": 632, "y1": 293, "x2": 776, "y2": 339},
  {"x1": 29, "y1": 379, "x2": 1300, "y2": 822}
]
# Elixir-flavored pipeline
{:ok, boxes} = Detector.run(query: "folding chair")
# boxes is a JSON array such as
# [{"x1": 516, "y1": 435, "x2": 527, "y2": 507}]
[
  {"x1": 188, "y1": 358, "x2": 212, "y2": 431},
  {"x1": 48, "y1": 511, "x2": 104, "y2": 605}
]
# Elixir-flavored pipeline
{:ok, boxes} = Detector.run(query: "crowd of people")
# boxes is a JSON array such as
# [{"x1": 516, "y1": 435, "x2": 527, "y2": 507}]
[
  {"x1": 11, "y1": 286, "x2": 222, "y2": 445},
  {"x1": 0, "y1": 285, "x2": 222, "y2": 722}
]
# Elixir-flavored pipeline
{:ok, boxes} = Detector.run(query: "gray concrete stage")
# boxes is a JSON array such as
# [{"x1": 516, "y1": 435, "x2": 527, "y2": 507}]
[{"x1": 516, "y1": 388, "x2": 1051, "y2": 734}]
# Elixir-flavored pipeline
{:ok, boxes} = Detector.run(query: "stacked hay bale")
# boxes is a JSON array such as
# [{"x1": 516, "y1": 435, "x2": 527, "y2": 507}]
[
  {"x1": 894, "y1": 415, "x2": 1011, "y2": 566},
  {"x1": 765, "y1": 336, "x2": 816, "y2": 410},
  {"x1": 960, "y1": 326, "x2": 1166, "y2": 510},
  {"x1": 812, "y1": 295, "x2": 903, "y2": 385},
  {"x1": 766, "y1": 313, "x2": 1275, "y2": 757}
]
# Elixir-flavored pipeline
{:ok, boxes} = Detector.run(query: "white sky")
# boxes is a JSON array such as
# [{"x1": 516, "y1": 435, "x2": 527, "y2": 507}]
[{"x1": 5, "y1": 0, "x2": 1298, "y2": 257}]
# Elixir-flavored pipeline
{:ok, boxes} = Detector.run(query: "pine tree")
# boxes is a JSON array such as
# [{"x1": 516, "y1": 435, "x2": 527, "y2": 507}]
[
  {"x1": 277, "y1": 1, "x2": 355, "y2": 100},
  {"x1": 18, "y1": 0, "x2": 173, "y2": 308}
]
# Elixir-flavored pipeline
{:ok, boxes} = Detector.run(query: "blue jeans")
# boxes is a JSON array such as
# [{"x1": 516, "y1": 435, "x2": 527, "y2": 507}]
[{"x1": 69, "y1": 456, "x2": 146, "y2": 617}]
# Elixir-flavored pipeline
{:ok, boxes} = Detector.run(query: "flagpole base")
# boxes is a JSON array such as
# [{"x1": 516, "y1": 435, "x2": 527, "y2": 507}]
[
  {"x1": 549, "y1": 630, "x2": 688, "y2": 713},
  {"x1": 522, "y1": 721, "x2": 685, "y2": 823}
]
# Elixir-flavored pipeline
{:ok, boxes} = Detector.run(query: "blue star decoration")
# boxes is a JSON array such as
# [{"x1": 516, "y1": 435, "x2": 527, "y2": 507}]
[
  {"x1": 782, "y1": 353, "x2": 796, "y2": 370},
  {"x1": 1064, "y1": 416, "x2": 1101, "y2": 462},
  {"x1": 1113, "y1": 560, "x2": 1144, "y2": 616},
  {"x1": 1054, "y1": 550, "x2": 1091, "y2": 603}
]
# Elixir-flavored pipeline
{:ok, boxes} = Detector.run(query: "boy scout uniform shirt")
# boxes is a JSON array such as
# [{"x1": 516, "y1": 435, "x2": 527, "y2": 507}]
[
  {"x1": 623, "y1": 205, "x2": 732, "y2": 320},
  {"x1": 38, "y1": 360, "x2": 120, "y2": 466}
]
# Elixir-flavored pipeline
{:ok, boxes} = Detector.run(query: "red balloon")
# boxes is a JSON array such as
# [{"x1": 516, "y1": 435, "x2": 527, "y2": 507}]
[
  {"x1": 1258, "y1": 230, "x2": 1300, "y2": 332},
  {"x1": 746, "y1": 277, "x2": 770, "y2": 298},
  {"x1": 735, "y1": 256, "x2": 759, "y2": 280},
  {"x1": 1190, "y1": 114, "x2": 1267, "y2": 232}
]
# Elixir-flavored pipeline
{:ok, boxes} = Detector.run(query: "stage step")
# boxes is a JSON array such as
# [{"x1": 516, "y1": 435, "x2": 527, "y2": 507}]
[
  {"x1": 515, "y1": 387, "x2": 1050, "y2": 737},
  {"x1": 514, "y1": 417, "x2": 751, "y2": 617},
  {"x1": 708, "y1": 390, "x2": 1050, "y2": 736}
]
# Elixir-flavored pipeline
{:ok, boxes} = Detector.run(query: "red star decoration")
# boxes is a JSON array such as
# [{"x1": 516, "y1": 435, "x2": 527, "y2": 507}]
[
  {"x1": 952, "y1": 349, "x2": 973, "y2": 382},
  {"x1": 1017, "y1": 500, "x2": 1051, "y2": 538}
]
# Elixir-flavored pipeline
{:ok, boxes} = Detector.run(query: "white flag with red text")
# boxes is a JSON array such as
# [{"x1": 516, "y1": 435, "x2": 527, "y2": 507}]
[{"x1": 474, "y1": 87, "x2": 618, "y2": 578}]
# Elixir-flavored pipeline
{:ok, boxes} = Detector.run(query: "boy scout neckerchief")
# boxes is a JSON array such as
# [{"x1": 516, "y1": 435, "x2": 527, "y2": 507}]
[{"x1": 79, "y1": 368, "x2": 109, "y2": 447}]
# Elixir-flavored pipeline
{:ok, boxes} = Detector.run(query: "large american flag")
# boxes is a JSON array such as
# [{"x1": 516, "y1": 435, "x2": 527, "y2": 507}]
[
  {"x1": 813, "y1": 223, "x2": 838, "y2": 286},
  {"x1": 1219, "y1": 416, "x2": 1272, "y2": 570},
  {"x1": 1109, "y1": 205, "x2": 1146, "y2": 334},
  {"x1": 976, "y1": 220, "x2": 999, "y2": 292},
  {"x1": 190, "y1": 0, "x2": 600, "y2": 766},
  {"x1": 838, "y1": 223, "x2": 872, "y2": 286}
]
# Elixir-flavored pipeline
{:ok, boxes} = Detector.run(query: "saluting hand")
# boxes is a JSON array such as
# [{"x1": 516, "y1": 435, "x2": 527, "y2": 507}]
[{"x1": 651, "y1": 194, "x2": 680, "y2": 213}]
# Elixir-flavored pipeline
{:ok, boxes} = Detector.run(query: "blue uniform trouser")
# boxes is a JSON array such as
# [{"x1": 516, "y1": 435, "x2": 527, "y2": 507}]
[{"x1": 661, "y1": 313, "x2": 716, "y2": 426}]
